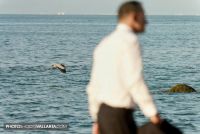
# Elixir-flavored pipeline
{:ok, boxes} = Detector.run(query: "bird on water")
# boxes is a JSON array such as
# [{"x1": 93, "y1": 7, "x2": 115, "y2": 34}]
[{"x1": 52, "y1": 64, "x2": 66, "y2": 73}]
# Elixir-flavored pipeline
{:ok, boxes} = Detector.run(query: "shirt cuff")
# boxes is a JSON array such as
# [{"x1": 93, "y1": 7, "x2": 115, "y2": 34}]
[{"x1": 142, "y1": 103, "x2": 158, "y2": 118}]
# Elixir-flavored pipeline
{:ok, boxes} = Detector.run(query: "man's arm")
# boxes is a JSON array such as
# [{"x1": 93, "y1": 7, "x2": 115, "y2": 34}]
[
  {"x1": 87, "y1": 73, "x2": 101, "y2": 134},
  {"x1": 87, "y1": 81, "x2": 99, "y2": 122},
  {"x1": 121, "y1": 39, "x2": 161, "y2": 124}
]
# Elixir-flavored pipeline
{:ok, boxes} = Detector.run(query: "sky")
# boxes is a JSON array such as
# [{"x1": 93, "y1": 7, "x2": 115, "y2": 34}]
[{"x1": 0, "y1": 0, "x2": 200, "y2": 15}]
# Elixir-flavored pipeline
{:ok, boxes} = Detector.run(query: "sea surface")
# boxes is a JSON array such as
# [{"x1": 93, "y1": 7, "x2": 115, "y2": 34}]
[{"x1": 0, "y1": 15, "x2": 200, "y2": 134}]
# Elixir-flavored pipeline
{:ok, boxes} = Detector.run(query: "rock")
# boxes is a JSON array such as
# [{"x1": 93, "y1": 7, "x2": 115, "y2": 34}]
[{"x1": 168, "y1": 84, "x2": 196, "y2": 93}]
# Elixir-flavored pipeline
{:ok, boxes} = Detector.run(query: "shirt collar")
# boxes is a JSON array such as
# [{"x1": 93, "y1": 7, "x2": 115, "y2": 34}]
[{"x1": 116, "y1": 23, "x2": 133, "y2": 32}]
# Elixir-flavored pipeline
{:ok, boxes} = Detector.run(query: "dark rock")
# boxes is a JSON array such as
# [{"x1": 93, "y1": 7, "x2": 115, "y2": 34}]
[{"x1": 168, "y1": 84, "x2": 196, "y2": 93}]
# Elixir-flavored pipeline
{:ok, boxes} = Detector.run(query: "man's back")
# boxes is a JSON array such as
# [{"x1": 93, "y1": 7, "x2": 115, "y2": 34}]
[
  {"x1": 90, "y1": 23, "x2": 139, "y2": 106},
  {"x1": 87, "y1": 23, "x2": 157, "y2": 123}
]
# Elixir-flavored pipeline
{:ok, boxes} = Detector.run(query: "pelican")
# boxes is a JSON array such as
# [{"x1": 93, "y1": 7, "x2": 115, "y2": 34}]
[{"x1": 52, "y1": 64, "x2": 66, "y2": 73}]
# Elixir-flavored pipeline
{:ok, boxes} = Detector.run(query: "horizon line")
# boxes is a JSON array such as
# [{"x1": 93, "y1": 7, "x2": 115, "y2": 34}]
[{"x1": 0, "y1": 13, "x2": 199, "y2": 16}]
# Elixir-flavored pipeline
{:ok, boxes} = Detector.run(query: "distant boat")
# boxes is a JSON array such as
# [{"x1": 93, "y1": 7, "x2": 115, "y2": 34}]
[{"x1": 57, "y1": 12, "x2": 65, "y2": 16}]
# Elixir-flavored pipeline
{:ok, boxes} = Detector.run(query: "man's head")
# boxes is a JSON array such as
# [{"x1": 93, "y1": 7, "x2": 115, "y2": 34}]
[{"x1": 118, "y1": 1, "x2": 147, "y2": 33}]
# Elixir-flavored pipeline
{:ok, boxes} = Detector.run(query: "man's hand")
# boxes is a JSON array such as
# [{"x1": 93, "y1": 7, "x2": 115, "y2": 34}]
[
  {"x1": 92, "y1": 123, "x2": 99, "y2": 134},
  {"x1": 150, "y1": 114, "x2": 162, "y2": 125}
]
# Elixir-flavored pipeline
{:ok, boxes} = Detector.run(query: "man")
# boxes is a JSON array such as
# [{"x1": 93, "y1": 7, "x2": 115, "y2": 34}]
[{"x1": 87, "y1": 1, "x2": 162, "y2": 134}]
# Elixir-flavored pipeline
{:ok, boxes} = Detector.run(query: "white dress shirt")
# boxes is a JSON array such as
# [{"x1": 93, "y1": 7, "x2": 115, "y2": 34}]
[{"x1": 87, "y1": 23, "x2": 157, "y2": 122}]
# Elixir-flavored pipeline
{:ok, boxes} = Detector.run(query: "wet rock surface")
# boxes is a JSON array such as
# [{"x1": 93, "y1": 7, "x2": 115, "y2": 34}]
[{"x1": 168, "y1": 84, "x2": 196, "y2": 93}]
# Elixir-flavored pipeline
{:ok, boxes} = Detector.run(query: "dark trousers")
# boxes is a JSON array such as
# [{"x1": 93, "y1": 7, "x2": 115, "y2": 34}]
[{"x1": 97, "y1": 103, "x2": 137, "y2": 134}]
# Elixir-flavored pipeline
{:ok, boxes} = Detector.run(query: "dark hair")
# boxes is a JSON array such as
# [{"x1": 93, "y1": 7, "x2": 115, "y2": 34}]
[{"x1": 118, "y1": 1, "x2": 143, "y2": 20}]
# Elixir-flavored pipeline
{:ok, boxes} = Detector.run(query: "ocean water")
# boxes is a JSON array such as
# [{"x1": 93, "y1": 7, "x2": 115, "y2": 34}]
[{"x1": 0, "y1": 15, "x2": 200, "y2": 134}]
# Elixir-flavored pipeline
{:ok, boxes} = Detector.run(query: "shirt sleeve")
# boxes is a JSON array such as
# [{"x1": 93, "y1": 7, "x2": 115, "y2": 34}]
[
  {"x1": 86, "y1": 52, "x2": 100, "y2": 122},
  {"x1": 121, "y1": 39, "x2": 158, "y2": 118},
  {"x1": 86, "y1": 81, "x2": 100, "y2": 122}
]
